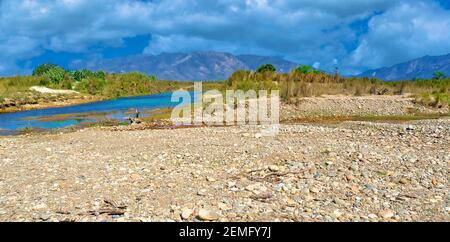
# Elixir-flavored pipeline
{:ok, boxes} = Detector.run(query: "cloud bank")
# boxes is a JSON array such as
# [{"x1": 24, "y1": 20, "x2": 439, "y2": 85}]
[{"x1": 1, "y1": 0, "x2": 450, "y2": 75}]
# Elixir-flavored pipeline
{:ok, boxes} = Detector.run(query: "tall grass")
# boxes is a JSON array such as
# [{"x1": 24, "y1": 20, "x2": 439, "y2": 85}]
[
  {"x1": 0, "y1": 72, "x2": 195, "y2": 100},
  {"x1": 224, "y1": 70, "x2": 450, "y2": 106}
]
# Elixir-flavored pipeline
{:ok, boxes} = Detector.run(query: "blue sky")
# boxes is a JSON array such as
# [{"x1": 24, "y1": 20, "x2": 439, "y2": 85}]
[{"x1": 1, "y1": 0, "x2": 450, "y2": 76}]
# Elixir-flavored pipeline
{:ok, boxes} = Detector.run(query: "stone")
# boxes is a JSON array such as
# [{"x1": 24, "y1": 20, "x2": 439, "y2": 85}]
[
  {"x1": 245, "y1": 183, "x2": 260, "y2": 191},
  {"x1": 268, "y1": 165, "x2": 280, "y2": 172},
  {"x1": 33, "y1": 203, "x2": 48, "y2": 210},
  {"x1": 181, "y1": 208, "x2": 193, "y2": 220},
  {"x1": 378, "y1": 210, "x2": 395, "y2": 219},
  {"x1": 197, "y1": 209, "x2": 220, "y2": 221},
  {"x1": 309, "y1": 187, "x2": 320, "y2": 194},
  {"x1": 197, "y1": 189, "x2": 208, "y2": 196},
  {"x1": 346, "y1": 174, "x2": 356, "y2": 181},
  {"x1": 332, "y1": 209, "x2": 342, "y2": 218},
  {"x1": 206, "y1": 177, "x2": 216, "y2": 182}
]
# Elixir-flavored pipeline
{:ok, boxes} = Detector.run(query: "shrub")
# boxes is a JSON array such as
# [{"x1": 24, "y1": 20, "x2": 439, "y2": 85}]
[
  {"x1": 433, "y1": 71, "x2": 446, "y2": 80},
  {"x1": 102, "y1": 72, "x2": 156, "y2": 98},
  {"x1": 75, "y1": 78, "x2": 107, "y2": 95},
  {"x1": 294, "y1": 65, "x2": 322, "y2": 74},
  {"x1": 71, "y1": 69, "x2": 106, "y2": 81},
  {"x1": 32, "y1": 63, "x2": 59, "y2": 76},
  {"x1": 44, "y1": 66, "x2": 66, "y2": 84},
  {"x1": 256, "y1": 64, "x2": 276, "y2": 73}
]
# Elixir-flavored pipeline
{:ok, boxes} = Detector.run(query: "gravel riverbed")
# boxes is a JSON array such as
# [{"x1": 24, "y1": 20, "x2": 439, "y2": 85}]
[{"x1": 0, "y1": 117, "x2": 448, "y2": 222}]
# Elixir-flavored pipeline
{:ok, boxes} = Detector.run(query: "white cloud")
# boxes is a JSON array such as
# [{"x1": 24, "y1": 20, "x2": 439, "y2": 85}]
[
  {"x1": 0, "y1": 0, "x2": 449, "y2": 75},
  {"x1": 349, "y1": 1, "x2": 450, "y2": 72}
]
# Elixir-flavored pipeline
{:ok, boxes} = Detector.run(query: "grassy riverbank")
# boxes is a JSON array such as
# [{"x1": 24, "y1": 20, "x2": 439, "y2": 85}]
[
  {"x1": 0, "y1": 72, "x2": 222, "y2": 112},
  {"x1": 225, "y1": 70, "x2": 450, "y2": 108}
]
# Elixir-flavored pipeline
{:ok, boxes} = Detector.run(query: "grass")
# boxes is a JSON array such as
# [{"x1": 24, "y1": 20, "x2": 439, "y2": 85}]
[
  {"x1": 0, "y1": 73, "x2": 225, "y2": 113},
  {"x1": 224, "y1": 70, "x2": 450, "y2": 109},
  {"x1": 0, "y1": 76, "x2": 48, "y2": 98}
]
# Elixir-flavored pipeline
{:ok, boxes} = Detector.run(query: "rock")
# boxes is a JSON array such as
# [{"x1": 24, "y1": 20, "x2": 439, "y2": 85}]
[
  {"x1": 332, "y1": 209, "x2": 342, "y2": 218},
  {"x1": 206, "y1": 177, "x2": 216, "y2": 182},
  {"x1": 268, "y1": 165, "x2": 279, "y2": 172},
  {"x1": 197, "y1": 189, "x2": 208, "y2": 196},
  {"x1": 197, "y1": 209, "x2": 220, "y2": 221},
  {"x1": 39, "y1": 213, "x2": 51, "y2": 221},
  {"x1": 309, "y1": 187, "x2": 320, "y2": 194},
  {"x1": 378, "y1": 210, "x2": 395, "y2": 219},
  {"x1": 245, "y1": 183, "x2": 261, "y2": 191},
  {"x1": 33, "y1": 203, "x2": 48, "y2": 210},
  {"x1": 181, "y1": 208, "x2": 193, "y2": 220},
  {"x1": 227, "y1": 181, "x2": 236, "y2": 188},
  {"x1": 346, "y1": 174, "x2": 356, "y2": 181}
]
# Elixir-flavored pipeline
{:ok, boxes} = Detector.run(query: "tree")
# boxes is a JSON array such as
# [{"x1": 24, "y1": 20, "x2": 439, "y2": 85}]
[
  {"x1": 294, "y1": 65, "x2": 322, "y2": 74},
  {"x1": 256, "y1": 64, "x2": 276, "y2": 73},
  {"x1": 32, "y1": 63, "x2": 58, "y2": 76},
  {"x1": 433, "y1": 71, "x2": 446, "y2": 80}
]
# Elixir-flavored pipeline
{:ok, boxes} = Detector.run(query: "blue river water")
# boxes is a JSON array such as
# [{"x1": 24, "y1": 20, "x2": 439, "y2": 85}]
[{"x1": 0, "y1": 91, "x2": 197, "y2": 135}]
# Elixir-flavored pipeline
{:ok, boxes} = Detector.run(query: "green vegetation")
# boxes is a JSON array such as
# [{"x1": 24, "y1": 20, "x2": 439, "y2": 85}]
[
  {"x1": 433, "y1": 71, "x2": 446, "y2": 80},
  {"x1": 225, "y1": 65, "x2": 450, "y2": 108},
  {"x1": 0, "y1": 64, "x2": 196, "y2": 102},
  {"x1": 294, "y1": 65, "x2": 322, "y2": 74},
  {"x1": 256, "y1": 64, "x2": 276, "y2": 73},
  {"x1": 32, "y1": 63, "x2": 59, "y2": 76},
  {"x1": 1, "y1": 62, "x2": 449, "y2": 113}
]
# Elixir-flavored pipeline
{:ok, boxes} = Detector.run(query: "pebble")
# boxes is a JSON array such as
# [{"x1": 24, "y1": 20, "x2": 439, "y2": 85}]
[
  {"x1": 309, "y1": 187, "x2": 320, "y2": 194},
  {"x1": 197, "y1": 189, "x2": 208, "y2": 196},
  {"x1": 378, "y1": 210, "x2": 395, "y2": 219},
  {"x1": 197, "y1": 209, "x2": 220, "y2": 221},
  {"x1": 181, "y1": 208, "x2": 193, "y2": 220},
  {"x1": 206, "y1": 177, "x2": 216, "y2": 182},
  {"x1": 268, "y1": 165, "x2": 280, "y2": 172}
]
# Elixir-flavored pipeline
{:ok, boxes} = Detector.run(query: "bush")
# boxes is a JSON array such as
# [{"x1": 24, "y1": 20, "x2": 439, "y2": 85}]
[
  {"x1": 44, "y1": 66, "x2": 67, "y2": 84},
  {"x1": 32, "y1": 63, "x2": 59, "y2": 76},
  {"x1": 75, "y1": 78, "x2": 107, "y2": 95},
  {"x1": 294, "y1": 65, "x2": 322, "y2": 74},
  {"x1": 256, "y1": 64, "x2": 276, "y2": 73},
  {"x1": 71, "y1": 69, "x2": 106, "y2": 81},
  {"x1": 433, "y1": 71, "x2": 446, "y2": 80},
  {"x1": 102, "y1": 72, "x2": 156, "y2": 97}
]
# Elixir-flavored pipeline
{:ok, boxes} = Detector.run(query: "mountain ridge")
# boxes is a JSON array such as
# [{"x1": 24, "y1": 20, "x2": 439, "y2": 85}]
[
  {"x1": 358, "y1": 53, "x2": 450, "y2": 81},
  {"x1": 70, "y1": 51, "x2": 299, "y2": 81}
]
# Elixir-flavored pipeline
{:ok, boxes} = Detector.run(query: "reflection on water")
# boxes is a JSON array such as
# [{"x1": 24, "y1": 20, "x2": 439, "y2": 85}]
[{"x1": 0, "y1": 91, "x2": 196, "y2": 135}]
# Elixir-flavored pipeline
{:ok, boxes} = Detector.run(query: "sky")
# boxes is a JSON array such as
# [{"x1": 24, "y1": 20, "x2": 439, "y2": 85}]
[{"x1": 1, "y1": 0, "x2": 450, "y2": 76}]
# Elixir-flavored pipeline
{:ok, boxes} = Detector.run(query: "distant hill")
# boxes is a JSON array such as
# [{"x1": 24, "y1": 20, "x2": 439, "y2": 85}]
[
  {"x1": 70, "y1": 51, "x2": 298, "y2": 81},
  {"x1": 358, "y1": 53, "x2": 450, "y2": 81}
]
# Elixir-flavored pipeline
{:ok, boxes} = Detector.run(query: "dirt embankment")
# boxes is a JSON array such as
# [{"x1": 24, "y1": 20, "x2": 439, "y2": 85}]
[{"x1": 0, "y1": 93, "x2": 102, "y2": 113}]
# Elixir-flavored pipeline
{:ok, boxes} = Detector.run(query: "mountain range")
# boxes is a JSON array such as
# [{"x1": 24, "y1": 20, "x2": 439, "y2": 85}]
[
  {"x1": 357, "y1": 53, "x2": 450, "y2": 81},
  {"x1": 70, "y1": 51, "x2": 298, "y2": 81},
  {"x1": 70, "y1": 51, "x2": 450, "y2": 81}
]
